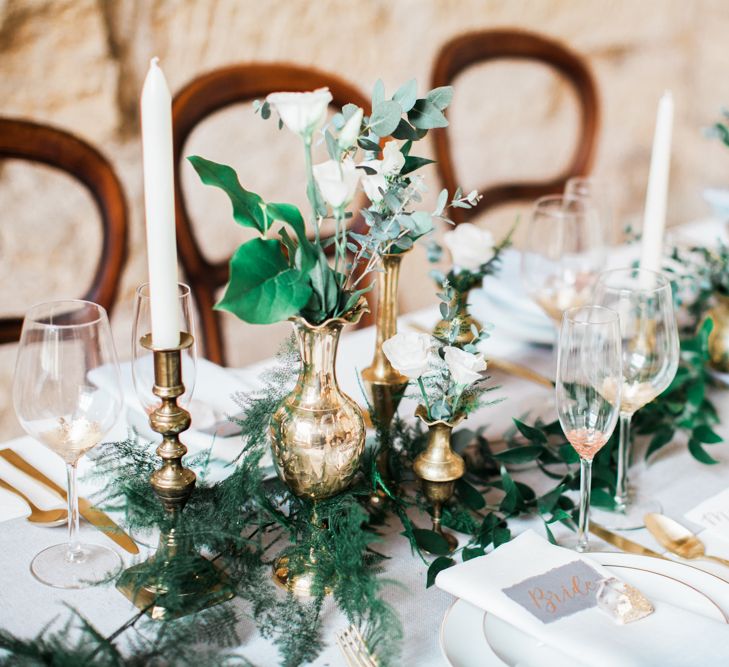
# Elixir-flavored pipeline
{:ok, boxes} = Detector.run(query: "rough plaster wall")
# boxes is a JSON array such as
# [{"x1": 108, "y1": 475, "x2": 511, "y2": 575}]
[{"x1": 0, "y1": 0, "x2": 728, "y2": 439}]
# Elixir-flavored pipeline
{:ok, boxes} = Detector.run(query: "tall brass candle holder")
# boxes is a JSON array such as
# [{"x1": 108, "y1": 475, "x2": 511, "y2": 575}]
[
  {"x1": 117, "y1": 333, "x2": 233, "y2": 619},
  {"x1": 362, "y1": 251, "x2": 410, "y2": 510},
  {"x1": 413, "y1": 406, "x2": 465, "y2": 552}
]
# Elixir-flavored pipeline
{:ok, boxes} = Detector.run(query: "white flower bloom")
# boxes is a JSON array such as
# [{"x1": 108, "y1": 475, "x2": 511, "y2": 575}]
[
  {"x1": 443, "y1": 346, "x2": 487, "y2": 386},
  {"x1": 381, "y1": 140, "x2": 405, "y2": 176},
  {"x1": 312, "y1": 158, "x2": 360, "y2": 210},
  {"x1": 266, "y1": 88, "x2": 332, "y2": 137},
  {"x1": 382, "y1": 332, "x2": 432, "y2": 379},
  {"x1": 338, "y1": 107, "x2": 363, "y2": 149},
  {"x1": 442, "y1": 223, "x2": 495, "y2": 272},
  {"x1": 360, "y1": 160, "x2": 387, "y2": 202}
]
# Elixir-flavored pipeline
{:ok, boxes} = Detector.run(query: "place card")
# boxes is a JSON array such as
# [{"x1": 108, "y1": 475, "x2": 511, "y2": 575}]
[
  {"x1": 503, "y1": 560, "x2": 603, "y2": 623},
  {"x1": 685, "y1": 487, "x2": 729, "y2": 542}
]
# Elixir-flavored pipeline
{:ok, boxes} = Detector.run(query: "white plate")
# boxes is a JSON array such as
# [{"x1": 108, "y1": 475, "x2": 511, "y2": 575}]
[{"x1": 439, "y1": 552, "x2": 729, "y2": 667}]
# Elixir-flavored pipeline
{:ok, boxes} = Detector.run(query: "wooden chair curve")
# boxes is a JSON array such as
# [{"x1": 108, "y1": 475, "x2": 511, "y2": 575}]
[
  {"x1": 0, "y1": 117, "x2": 128, "y2": 343},
  {"x1": 172, "y1": 63, "x2": 372, "y2": 365},
  {"x1": 430, "y1": 29, "x2": 600, "y2": 222}
]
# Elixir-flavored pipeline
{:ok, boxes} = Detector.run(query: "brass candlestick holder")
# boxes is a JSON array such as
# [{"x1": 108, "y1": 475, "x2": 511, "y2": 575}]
[
  {"x1": 117, "y1": 332, "x2": 234, "y2": 619},
  {"x1": 362, "y1": 251, "x2": 410, "y2": 511},
  {"x1": 413, "y1": 405, "x2": 465, "y2": 552}
]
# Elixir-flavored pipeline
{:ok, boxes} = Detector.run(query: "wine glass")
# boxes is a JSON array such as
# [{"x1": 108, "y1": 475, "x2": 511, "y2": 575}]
[
  {"x1": 592, "y1": 268, "x2": 679, "y2": 529},
  {"x1": 132, "y1": 282, "x2": 197, "y2": 415},
  {"x1": 13, "y1": 300, "x2": 123, "y2": 588},
  {"x1": 521, "y1": 195, "x2": 607, "y2": 330},
  {"x1": 556, "y1": 306, "x2": 622, "y2": 552},
  {"x1": 565, "y1": 176, "x2": 613, "y2": 241}
]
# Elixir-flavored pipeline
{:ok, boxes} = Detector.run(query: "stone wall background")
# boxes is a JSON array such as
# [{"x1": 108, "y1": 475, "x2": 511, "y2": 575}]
[{"x1": 0, "y1": 0, "x2": 728, "y2": 439}]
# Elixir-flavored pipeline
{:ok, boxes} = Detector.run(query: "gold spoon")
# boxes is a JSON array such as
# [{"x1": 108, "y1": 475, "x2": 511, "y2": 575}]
[
  {"x1": 645, "y1": 512, "x2": 729, "y2": 568},
  {"x1": 0, "y1": 478, "x2": 67, "y2": 527}
]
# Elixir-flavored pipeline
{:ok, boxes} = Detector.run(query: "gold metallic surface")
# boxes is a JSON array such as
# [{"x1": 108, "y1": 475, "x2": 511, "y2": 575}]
[
  {"x1": 589, "y1": 522, "x2": 667, "y2": 559},
  {"x1": 433, "y1": 289, "x2": 482, "y2": 346},
  {"x1": 645, "y1": 512, "x2": 729, "y2": 568},
  {"x1": 413, "y1": 406, "x2": 466, "y2": 552},
  {"x1": 117, "y1": 332, "x2": 233, "y2": 618},
  {"x1": 272, "y1": 552, "x2": 333, "y2": 598},
  {"x1": 705, "y1": 295, "x2": 729, "y2": 372},
  {"x1": 0, "y1": 449, "x2": 138, "y2": 553},
  {"x1": 270, "y1": 302, "x2": 367, "y2": 502}
]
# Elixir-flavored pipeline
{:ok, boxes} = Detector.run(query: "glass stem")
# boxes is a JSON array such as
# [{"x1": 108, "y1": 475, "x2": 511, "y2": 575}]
[
  {"x1": 577, "y1": 457, "x2": 593, "y2": 553},
  {"x1": 614, "y1": 413, "x2": 632, "y2": 512},
  {"x1": 66, "y1": 462, "x2": 82, "y2": 561}
]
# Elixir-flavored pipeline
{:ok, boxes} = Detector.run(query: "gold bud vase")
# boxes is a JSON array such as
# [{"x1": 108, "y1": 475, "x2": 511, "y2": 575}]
[
  {"x1": 434, "y1": 288, "x2": 482, "y2": 346},
  {"x1": 413, "y1": 405, "x2": 466, "y2": 553},
  {"x1": 704, "y1": 294, "x2": 729, "y2": 372},
  {"x1": 270, "y1": 303, "x2": 367, "y2": 501}
]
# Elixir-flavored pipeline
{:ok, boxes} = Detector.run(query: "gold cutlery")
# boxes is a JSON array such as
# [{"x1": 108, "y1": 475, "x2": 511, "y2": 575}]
[
  {"x1": 645, "y1": 512, "x2": 729, "y2": 568},
  {"x1": 0, "y1": 449, "x2": 139, "y2": 555},
  {"x1": 336, "y1": 625, "x2": 378, "y2": 667},
  {"x1": 589, "y1": 521, "x2": 667, "y2": 560},
  {"x1": 0, "y1": 478, "x2": 67, "y2": 526},
  {"x1": 404, "y1": 321, "x2": 554, "y2": 388}
]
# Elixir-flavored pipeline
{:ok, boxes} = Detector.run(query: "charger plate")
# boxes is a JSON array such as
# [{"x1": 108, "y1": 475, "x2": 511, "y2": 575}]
[{"x1": 439, "y1": 552, "x2": 729, "y2": 667}]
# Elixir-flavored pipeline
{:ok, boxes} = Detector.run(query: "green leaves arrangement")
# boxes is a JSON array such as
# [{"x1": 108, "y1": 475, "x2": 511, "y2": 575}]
[{"x1": 188, "y1": 78, "x2": 468, "y2": 327}]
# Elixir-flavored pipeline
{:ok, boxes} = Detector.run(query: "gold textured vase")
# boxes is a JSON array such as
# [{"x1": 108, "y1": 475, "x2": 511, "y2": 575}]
[
  {"x1": 270, "y1": 304, "x2": 367, "y2": 500},
  {"x1": 413, "y1": 405, "x2": 466, "y2": 552},
  {"x1": 705, "y1": 294, "x2": 729, "y2": 372},
  {"x1": 434, "y1": 289, "x2": 482, "y2": 346}
]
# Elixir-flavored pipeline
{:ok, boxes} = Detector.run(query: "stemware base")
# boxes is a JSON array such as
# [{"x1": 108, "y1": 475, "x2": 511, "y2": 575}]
[
  {"x1": 558, "y1": 533, "x2": 593, "y2": 553},
  {"x1": 591, "y1": 496, "x2": 662, "y2": 531},
  {"x1": 31, "y1": 542, "x2": 122, "y2": 589}
]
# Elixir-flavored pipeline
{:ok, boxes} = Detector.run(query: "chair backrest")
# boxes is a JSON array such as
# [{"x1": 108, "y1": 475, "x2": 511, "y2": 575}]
[
  {"x1": 172, "y1": 63, "x2": 371, "y2": 365},
  {"x1": 431, "y1": 29, "x2": 600, "y2": 223},
  {"x1": 0, "y1": 118, "x2": 128, "y2": 344}
]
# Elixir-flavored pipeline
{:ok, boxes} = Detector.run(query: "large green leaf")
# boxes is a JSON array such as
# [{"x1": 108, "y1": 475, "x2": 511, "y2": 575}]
[
  {"x1": 216, "y1": 238, "x2": 312, "y2": 324},
  {"x1": 408, "y1": 99, "x2": 448, "y2": 129},
  {"x1": 370, "y1": 100, "x2": 402, "y2": 137},
  {"x1": 187, "y1": 156, "x2": 266, "y2": 233}
]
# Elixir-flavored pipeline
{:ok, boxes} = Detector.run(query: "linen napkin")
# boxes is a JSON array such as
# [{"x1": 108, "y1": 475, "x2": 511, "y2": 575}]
[{"x1": 436, "y1": 530, "x2": 729, "y2": 667}]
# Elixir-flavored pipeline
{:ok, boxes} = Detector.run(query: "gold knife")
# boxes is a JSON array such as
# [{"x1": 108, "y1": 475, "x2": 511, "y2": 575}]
[
  {"x1": 590, "y1": 522, "x2": 667, "y2": 560},
  {"x1": 0, "y1": 449, "x2": 139, "y2": 555}
]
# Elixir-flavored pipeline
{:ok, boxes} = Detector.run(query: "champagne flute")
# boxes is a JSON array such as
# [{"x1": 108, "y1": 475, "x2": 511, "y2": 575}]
[
  {"x1": 556, "y1": 306, "x2": 622, "y2": 552},
  {"x1": 132, "y1": 282, "x2": 197, "y2": 415},
  {"x1": 13, "y1": 300, "x2": 123, "y2": 588},
  {"x1": 521, "y1": 195, "x2": 607, "y2": 330},
  {"x1": 593, "y1": 268, "x2": 679, "y2": 529}
]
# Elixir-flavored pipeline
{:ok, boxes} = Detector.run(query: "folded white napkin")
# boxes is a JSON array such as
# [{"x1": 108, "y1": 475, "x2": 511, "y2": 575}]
[{"x1": 436, "y1": 530, "x2": 729, "y2": 667}]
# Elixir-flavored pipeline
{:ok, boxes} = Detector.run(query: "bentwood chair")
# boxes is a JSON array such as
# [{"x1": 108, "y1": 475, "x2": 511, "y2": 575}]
[
  {"x1": 431, "y1": 29, "x2": 600, "y2": 223},
  {"x1": 0, "y1": 118, "x2": 128, "y2": 343},
  {"x1": 172, "y1": 63, "x2": 372, "y2": 365}
]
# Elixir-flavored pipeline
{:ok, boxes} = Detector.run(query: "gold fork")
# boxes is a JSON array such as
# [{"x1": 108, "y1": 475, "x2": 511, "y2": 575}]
[{"x1": 336, "y1": 625, "x2": 378, "y2": 667}]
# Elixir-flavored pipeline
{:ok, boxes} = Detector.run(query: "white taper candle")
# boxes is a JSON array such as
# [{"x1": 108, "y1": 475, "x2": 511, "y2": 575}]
[
  {"x1": 141, "y1": 57, "x2": 180, "y2": 348},
  {"x1": 639, "y1": 91, "x2": 674, "y2": 275}
]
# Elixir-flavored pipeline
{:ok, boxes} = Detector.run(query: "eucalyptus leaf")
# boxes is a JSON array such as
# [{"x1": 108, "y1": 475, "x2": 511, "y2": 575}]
[
  {"x1": 393, "y1": 79, "x2": 418, "y2": 112},
  {"x1": 370, "y1": 100, "x2": 403, "y2": 137},
  {"x1": 391, "y1": 118, "x2": 420, "y2": 140},
  {"x1": 426, "y1": 86, "x2": 454, "y2": 111},
  {"x1": 372, "y1": 79, "x2": 385, "y2": 107},
  {"x1": 408, "y1": 99, "x2": 448, "y2": 130},
  {"x1": 401, "y1": 155, "x2": 436, "y2": 176}
]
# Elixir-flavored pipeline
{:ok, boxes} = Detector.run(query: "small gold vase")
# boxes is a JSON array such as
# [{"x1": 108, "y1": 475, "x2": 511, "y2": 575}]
[
  {"x1": 270, "y1": 301, "x2": 367, "y2": 595},
  {"x1": 413, "y1": 405, "x2": 466, "y2": 553},
  {"x1": 705, "y1": 294, "x2": 729, "y2": 372},
  {"x1": 434, "y1": 289, "x2": 481, "y2": 346}
]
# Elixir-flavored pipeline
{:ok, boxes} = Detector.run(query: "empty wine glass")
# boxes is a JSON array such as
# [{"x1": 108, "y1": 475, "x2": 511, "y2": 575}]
[
  {"x1": 132, "y1": 282, "x2": 197, "y2": 415},
  {"x1": 565, "y1": 176, "x2": 613, "y2": 241},
  {"x1": 556, "y1": 306, "x2": 622, "y2": 552},
  {"x1": 13, "y1": 300, "x2": 123, "y2": 588},
  {"x1": 592, "y1": 268, "x2": 679, "y2": 529},
  {"x1": 522, "y1": 195, "x2": 607, "y2": 330}
]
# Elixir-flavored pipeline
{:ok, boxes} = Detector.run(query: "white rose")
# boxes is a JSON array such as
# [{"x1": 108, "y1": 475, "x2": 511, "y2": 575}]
[
  {"x1": 338, "y1": 106, "x2": 363, "y2": 150},
  {"x1": 381, "y1": 140, "x2": 405, "y2": 176},
  {"x1": 443, "y1": 346, "x2": 487, "y2": 386},
  {"x1": 360, "y1": 160, "x2": 387, "y2": 202},
  {"x1": 312, "y1": 158, "x2": 360, "y2": 210},
  {"x1": 382, "y1": 332, "x2": 432, "y2": 379},
  {"x1": 442, "y1": 223, "x2": 495, "y2": 272},
  {"x1": 266, "y1": 88, "x2": 332, "y2": 137}
]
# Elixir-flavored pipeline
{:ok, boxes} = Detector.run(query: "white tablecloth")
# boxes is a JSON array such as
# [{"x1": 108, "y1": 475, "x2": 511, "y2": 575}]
[{"x1": 2, "y1": 219, "x2": 729, "y2": 665}]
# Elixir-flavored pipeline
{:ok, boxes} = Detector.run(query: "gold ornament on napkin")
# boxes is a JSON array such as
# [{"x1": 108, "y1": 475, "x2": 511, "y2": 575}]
[{"x1": 596, "y1": 577, "x2": 654, "y2": 624}]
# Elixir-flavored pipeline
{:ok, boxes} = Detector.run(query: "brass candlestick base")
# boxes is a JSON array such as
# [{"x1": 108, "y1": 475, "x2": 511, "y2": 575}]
[
  {"x1": 272, "y1": 552, "x2": 333, "y2": 598},
  {"x1": 117, "y1": 333, "x2": 234, "y2": 619},
  {"x1": 413, "y1": 406, "x2": 466, "y2": 554},
  {"x1": 705, "y1": 294, "x2": 729, "y2": 372}
]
